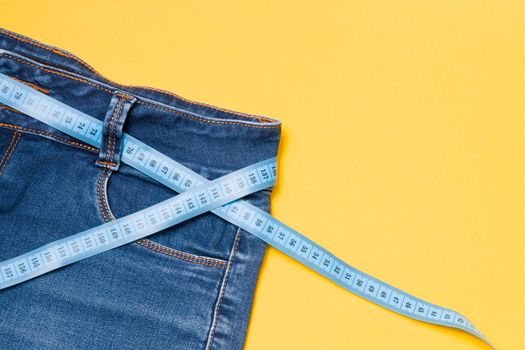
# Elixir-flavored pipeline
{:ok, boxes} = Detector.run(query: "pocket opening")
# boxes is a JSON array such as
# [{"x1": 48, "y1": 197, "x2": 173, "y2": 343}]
[{"x1": 100, "y1": 168, "x2": 228, "y2": 267}]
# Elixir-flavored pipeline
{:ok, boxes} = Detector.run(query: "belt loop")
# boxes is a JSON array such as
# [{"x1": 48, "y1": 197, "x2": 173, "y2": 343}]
[{"x1": 96, "y1": 91, "x2": 136, "y2": 171}]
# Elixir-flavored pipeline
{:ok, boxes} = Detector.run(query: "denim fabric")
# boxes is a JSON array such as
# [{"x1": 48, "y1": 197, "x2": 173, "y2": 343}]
[{"x1": 0, "y1": 28, "x2": 281, "y2": 350}]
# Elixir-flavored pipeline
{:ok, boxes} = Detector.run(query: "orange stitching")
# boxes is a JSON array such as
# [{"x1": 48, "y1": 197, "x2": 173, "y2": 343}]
[
  {"x1": 106, "y1": 93, "x2": 134, "y2": 165},
  {"x1": 136, "y1": 100, "x2": 279, "y2": 129},
  {"x1": 2, "y1": 55, "x2": 113, "y2": 94},
  {"x1": 0, "y1": 121, "x2": 98, "y2": 152},
  {"x1": 136, "y1": 239, "x2": 226, "y2": 268},
  {"x1": 0, "y1": 105, "x2": 19, "y2": 114},
  {"x1": 0, "y1": 28, "x2": 273, "y2": 123},
  {"x1": 207, "y1": 228, "x2": 243, "y2": 349},
  {"x1": 6, "y1": 75, "x2": 50, "y2": 94},
  {"x1": 115, "y1": 92, "x2": 133, "y2": 101},
  {"x1": 108, "y1": 98, "x2": 125, "y2": 164},
  {"x1": 130, "y1": 85, "x2": 270, "y2": 122},
  {"x1": 96, "y1": 160, "x2": 117, "y2": 166},
  {"x1": 0, "y1": 131, "x2": 21, "y2": 176},
  {"x1": 0, "y1": 28, "x2": 99, "y2": 75},
  {"x1": 0, "y1": 131, "x2": 18, "y2": 168},
  {"x1": 1, "y1": 53, "x2": 280, "y2": 129}
]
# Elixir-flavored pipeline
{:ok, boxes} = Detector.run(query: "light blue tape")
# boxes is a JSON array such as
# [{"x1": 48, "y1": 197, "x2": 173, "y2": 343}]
[
  {"x1": 0, "y1": 156, "x2": 275, "y2": 290},
  {"x1": 0, "y1": 72, "x2": 492, "y2": 347}
]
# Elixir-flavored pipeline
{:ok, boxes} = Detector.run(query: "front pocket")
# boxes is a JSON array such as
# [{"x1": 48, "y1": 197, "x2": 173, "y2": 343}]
[{"x1": 103, "y1": 163, "x2": 237, "y2": 265}]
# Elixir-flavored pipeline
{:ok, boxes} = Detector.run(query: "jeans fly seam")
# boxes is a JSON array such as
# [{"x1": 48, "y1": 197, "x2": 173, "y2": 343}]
[
  {"x1": 0, "y1": 131, "x2": 21, "y2": 176},
  {"x1": 205, "y1": 227, "x2": 243, "y2": 350},
  {"x1": 0, "y1": 53, "x2": 281, "y2": 129}
]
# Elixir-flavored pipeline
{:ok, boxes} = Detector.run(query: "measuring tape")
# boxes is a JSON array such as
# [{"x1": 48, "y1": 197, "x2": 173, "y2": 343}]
[{"x1": 0, "y1": 72, "x2": 492, "y2": 347}]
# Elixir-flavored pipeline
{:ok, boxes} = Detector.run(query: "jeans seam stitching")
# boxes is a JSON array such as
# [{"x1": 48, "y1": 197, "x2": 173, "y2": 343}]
[
  {"x1": 3, "y1": 54, "x2": 114, "y2": 94},
  {"x1": 0, "y1": 131, "x2": 21, "y2": 176},
  {"x1": 5, "y1": 74, "x2": 50, "y2": 94},
  {"x1": 0, "y1": 120, "x2": 97, "y2": 153},
  {"x1": 96, "y1": 160, "x2": 118, "y2": 166},
  {"x1": 205, "y1": 227, "x2": 243, "y2": 350},
  {"x1": 97, "y1": 168, "x2": 114, "y2": 223},
  {"x1": 0, "y1": 131, "x2": 17, "y2": 166},
  {"x1": 135, "y1": 239, "x2": 226, "y2": 268}
]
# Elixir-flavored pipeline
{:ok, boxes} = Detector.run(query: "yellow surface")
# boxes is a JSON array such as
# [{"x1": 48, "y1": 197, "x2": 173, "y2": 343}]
[{"x1": 1, "y1": 1, "x2": 523, "y2": 349}]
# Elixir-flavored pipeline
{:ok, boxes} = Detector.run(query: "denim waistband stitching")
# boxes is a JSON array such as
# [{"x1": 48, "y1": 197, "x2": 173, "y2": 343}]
[
  {"x1": 0, "y1": 28, "x2": 275, "y2": 123},
  {"x1": 0, "y1": 52, "x2": 280, "y2": 129}
]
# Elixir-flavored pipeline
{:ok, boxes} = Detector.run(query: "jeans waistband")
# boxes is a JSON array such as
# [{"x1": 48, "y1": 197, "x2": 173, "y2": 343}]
[{"x1": 0, "y1": 27, "x2": 281, "y2": 177}]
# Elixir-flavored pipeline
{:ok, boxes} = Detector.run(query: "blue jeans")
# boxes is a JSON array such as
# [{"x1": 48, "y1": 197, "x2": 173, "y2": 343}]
[{"x1": 0, "y1": 28, "x2": 281, "y2": 349}]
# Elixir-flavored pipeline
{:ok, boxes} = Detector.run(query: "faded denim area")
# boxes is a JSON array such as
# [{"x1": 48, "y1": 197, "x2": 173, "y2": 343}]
[{"x1": 0, "y1": 28, "x2": 281, "y2": 350}]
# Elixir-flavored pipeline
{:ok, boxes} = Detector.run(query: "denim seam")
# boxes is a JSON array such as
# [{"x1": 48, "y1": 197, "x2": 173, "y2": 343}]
[
  {"x1": 4, "y1": 74, "x2": 50, "y2": 94},
  {"x1": 1, "y1": 53, "x2": 280, "y2": 129},
  {"x1": 136, "y1": 239, "x2": 227, "y2": 268},
  {"x1": 0, "y1": 27, "x2": 274, "y2": 123},
  {"x1": 0, "y1": 130, "x2": 21, "y2": 176},
  {"x1": 0, "y1": 28, "x2": 99, "y2": 75},
  {"x1": 205, "y1": 227, "x2": 243, "y2": 350},
  {"x1": 96, "y1": 160, "x2": 118, "y2": 167},
  {"x1": 0, "y1": 131, "x2": 17, "y2": 167},
  {"x1": 0, "y1": 120, "x2": 98, "y2": 153},
  {"x1": 129, "y1": 86, "x2": 270, "y2": 122},
  {"x1": 2, "y1": 54, "x2": 113, "y2": 94},
  {"x1": 97, "y1": 168, "x2": 113, "y2": 223}
]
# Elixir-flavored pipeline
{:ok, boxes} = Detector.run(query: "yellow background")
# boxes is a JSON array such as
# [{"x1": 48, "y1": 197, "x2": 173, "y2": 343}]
[{"x1": 1, "y1": 1, "x2": 523, "y2": 349}]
